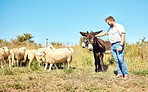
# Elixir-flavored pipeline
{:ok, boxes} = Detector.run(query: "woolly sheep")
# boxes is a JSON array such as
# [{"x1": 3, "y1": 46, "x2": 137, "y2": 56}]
[
  {"x1": 0, "y1": 47, "x2": 9, "y2": 68},
  {"x1": 23, "y1": 50, "x2": 37, "y2": 67},
  {"x1": 40, "y1": 48, "x2": 74, "y2": 72}
]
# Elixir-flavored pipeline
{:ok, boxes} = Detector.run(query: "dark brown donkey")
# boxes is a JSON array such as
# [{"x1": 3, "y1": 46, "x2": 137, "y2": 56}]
[{"x1": 80, "y1": 30, "x2": 106, "y2": 72}]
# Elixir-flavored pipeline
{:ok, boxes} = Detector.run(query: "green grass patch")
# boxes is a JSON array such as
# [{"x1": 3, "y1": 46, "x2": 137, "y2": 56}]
[
  {"x1": 3, "y1": 67, "x2": 14, "y2": 75},
  {"x1": 133, "y1": 70, "x2": 148, "y2": 76},
  {"x1": 12, "y1": 83, "x2": 25, "y2": 90},
  {"x1": 63, "y1": 67, "x2": 74, "y2": 74},
  {"x1": 30, "y1": 60, "x2": 41, "y2": 71}
]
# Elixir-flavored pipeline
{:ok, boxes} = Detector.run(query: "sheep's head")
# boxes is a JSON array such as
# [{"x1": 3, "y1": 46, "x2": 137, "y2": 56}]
[
  {"x1": 47, "y1": 45, "x2": 55, "y2": 50},
  {"x1": 69, "y1": 48, "x2": 74, "y2": 53},
  {"x1": 2, "y1": 47, "x2": 9, "y2": 53},
  {"x1": 36, "y1": 51, "x2": 46, "y2": 57},
  {"x1": 20, "y1": 47, "x2": 26, "y2": 50},
  {"x1": 36, "y1": 50, "x2": 46, "y2": 62}
]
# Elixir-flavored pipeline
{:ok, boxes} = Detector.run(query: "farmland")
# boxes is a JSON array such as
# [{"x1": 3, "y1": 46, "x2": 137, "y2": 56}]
[{"x1": 0, "y1": 39, "x2": 148, "y2": 92}]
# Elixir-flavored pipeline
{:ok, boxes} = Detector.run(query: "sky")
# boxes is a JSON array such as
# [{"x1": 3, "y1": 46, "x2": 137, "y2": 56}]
[{"x1": 0, "y1": 0, "x2": 148, "y2": 46}]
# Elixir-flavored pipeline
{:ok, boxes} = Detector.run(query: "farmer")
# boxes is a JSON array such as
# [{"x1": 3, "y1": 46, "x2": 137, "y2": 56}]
[{"x1": 96, "y1": 16, "x2": 129, "y2": 79}]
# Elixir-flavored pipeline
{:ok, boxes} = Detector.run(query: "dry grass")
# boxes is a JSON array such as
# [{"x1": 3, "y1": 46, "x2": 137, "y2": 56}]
[
  {"x1": 0, "y1": 42, "x2": 148, "y2": 91},
  {"x1": 0, "y1": 64, "x2": 147, "y2": 92}
]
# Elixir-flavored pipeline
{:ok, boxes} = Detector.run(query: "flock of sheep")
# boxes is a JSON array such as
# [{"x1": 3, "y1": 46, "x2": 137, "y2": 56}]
[{"x1": 0, "y1": 46, "x2": 74, "y2": 72}]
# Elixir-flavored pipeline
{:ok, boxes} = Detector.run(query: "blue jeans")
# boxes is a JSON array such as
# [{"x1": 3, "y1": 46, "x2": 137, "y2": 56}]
[{"x1": 111, "y1": 42, "x2": 128, "y2": 76}]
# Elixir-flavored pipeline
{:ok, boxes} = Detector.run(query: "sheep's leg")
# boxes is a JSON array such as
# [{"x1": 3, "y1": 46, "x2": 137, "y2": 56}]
[
  {"x1": 64, "y1": 62, "x2": 67, "y2": 69},
  {"x1": 8, "y1": 56, "x2": 11, "y2": 68},
  {"x1": 1, "y1": 60, "x2": 3, "y2": 68},
  {"x1": 17, "y1": 60, "x2": 19, "y2": 67},
  {"x1": 28, "y1": 60, "x2": 32, "y2": 67},
  {"x1": 9, "y1": 60, "x2": 11, "y2": 68},
  {"x1": 44, "y1": 63, "x2": 48, "y2": 70},
  {"x1": 48, "y1": 64, "x2": 53, "y2": 72},
  {"x1": 66, "y1": 56, "x2": 72, "y2": 69},
  {"x1": 12, "y1": 54, "x2": 15, "y2": 66},
  {"x1": 67, "y1": 63, "x2": 69, "y2": 69},
  {"x1": 38, "y1": 60, "x2": 41, "y2": 66},
  {"x1": 37, "y1": 59, "x2": 42, "y2": 66},
  {"x1": 20, "y1": 60, "x2": 22, "y2": 67},
  {"x1": 54, "y1": 64, "x2": 58, "y2": 70}
]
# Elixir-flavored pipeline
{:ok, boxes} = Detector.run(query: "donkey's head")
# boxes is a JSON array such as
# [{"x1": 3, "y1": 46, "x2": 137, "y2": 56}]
[
  {"x1": 80, "y1": 31, "x2": 89, "y2": 48},
  {"x1": 80, "y1": 30, "x2": 103, "y2": 51}
]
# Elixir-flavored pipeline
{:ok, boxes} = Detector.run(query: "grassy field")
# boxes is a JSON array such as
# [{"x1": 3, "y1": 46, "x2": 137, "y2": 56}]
[{"x1": 0, "y1": 43, "x2": 148, "y2": 92}]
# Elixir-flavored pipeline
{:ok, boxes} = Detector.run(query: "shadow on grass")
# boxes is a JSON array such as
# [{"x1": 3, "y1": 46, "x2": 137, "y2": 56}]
[
  {"x1": 51, "y1": 64, "x2": 76, "y2": 70},
  {"x1": 55, "y1": 66, "x2": 76, "y2": 70},
  {"x1": 94, "y1": 64, "x2": 109, "y2": 72},
  {"x1": 114, "y1": 71, "x2": 118, "y2": 75},
  {"x1": 104, "y1": 64, "x2": 109, "y2": 72}
]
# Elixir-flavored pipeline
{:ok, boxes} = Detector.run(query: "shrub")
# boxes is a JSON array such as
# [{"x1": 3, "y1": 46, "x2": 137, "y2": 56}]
[
  {"x1": 106, "y1": 56, "x2": 114, "y2": 65},
  {"x1": 30, "y1": 60, "x2": 41, "y2": 71}
]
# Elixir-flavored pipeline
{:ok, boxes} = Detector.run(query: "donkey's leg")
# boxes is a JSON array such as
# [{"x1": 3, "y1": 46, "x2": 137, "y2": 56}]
[
  {"x1": 94, "y1": 54, "x2": 99, "y2": 72},
  {"x1": 100, "y1": 53, "x2": 105, "y2": 72},
  {"x1": 98, "y1": 56, "x2": 101, "y2": 72}
]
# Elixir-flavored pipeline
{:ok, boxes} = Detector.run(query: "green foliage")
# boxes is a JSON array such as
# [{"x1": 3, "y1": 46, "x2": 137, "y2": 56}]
[
  {"x1": 79, "y1": 37, "x2": 83, "y2": 46},
  {"x1": 72, "y1": 45, "x2": 94, "y2": 67},
  {"x1": 30, "y1": 60, "x2": 41, "y2": 71},
  {"x1": 106, "y1": 56, "x2": 114, "y2": 65},
  {"x1": 12, "y1": 83, "x2": 26, "y2": 90},
  {"x1": 63, "y1": 67, "x2": 74, "y2": 74},
  {"x1": 139, "y1": 36, "x2": 148, "y2": 45},
  {"x1": 125, "y1": 37, "x2": 148, "y2": 61},
  {"x1": 0, "y1": 39, "x2": 4, "y2": 43},
  {"x1": 63, "y1": 83, "x2": 76, "y2": 92},
  {"x1": 133, "y1": 70, "x2": 148, "y2": 76},
  {"x1": 82, "y1": 55, "x2": 93, "y2": 66},
  {"x1": 12, "y1": 83, "x2": 22, "y2": 89},
  {"x1": 17, "y1": 33, "x2": 34, "y2": 43},
  {"x1": 3, "y1": 67, "x2": 14, "y2": 75},
  {"x1": 0, "y1": 39, "x2": 9, "y2": 47},
  {"x1": 51, "y1": 42, "x2": 62, "y2": 46},
  {"x1": 50, "y1": 42, "x2": 66, "y2": 48}
]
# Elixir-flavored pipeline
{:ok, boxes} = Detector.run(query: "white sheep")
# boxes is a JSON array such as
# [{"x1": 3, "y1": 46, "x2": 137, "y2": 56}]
[
  {"x1": 0, "y1": 47, "x2": 9, "y2": 68},
  {"x1": 8, "y1": 48, "x2": 17, "y2": 67},
  {"x1": 41, "y1": 48, "x2": 74, "y2": 72},
  {"x1": 9, "y1": 47, "x2": 26, "y2": 67},
  {"x1": 23, "y1": 50, "x2": 37, "y2": 67},
  {"x1": 36, "y1": 46, "x2": 55, "y2": 66}
]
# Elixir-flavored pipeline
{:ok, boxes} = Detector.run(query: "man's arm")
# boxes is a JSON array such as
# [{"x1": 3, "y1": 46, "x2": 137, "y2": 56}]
[
  {"x1": 118, "y1": 33, "x2": 125, "y2": 51},
  {"x1": 120, "y1": 33, "x2": 125, "y2": 46},
  {"x1": 95, "y1": 32, "x2": 106, "y2": 37}
]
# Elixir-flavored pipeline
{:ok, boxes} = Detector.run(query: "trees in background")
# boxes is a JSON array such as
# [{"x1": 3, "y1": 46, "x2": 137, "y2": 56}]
[
  {"x1": 17, "y1": 33, "x2": 34, "y2": 43},
  {"x1": 0, "y1": 33, "x2": 37, "y2": 48}
]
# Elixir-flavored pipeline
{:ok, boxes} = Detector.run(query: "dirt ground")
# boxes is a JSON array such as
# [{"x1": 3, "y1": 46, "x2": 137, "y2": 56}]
[{"x1": 0, "y1": 65, "x2": 147, "y2": 92}]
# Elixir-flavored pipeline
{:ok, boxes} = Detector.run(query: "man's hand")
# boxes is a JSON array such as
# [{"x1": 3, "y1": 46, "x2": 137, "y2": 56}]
[
  {"x1": 95, "y1": 32, "x2": 106, "y2": 37},
  {"x1": 118, "y1": 46, "x2": 122, "y2": 51}
]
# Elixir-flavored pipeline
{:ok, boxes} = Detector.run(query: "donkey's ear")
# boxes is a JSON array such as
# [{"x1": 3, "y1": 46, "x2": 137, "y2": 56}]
[
  {"x1": 94, "y1": 30, "x2": 103, "y2": 35},
  {"x1": 80, "y1": 32, "x2": 88, "y2": 36}
]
